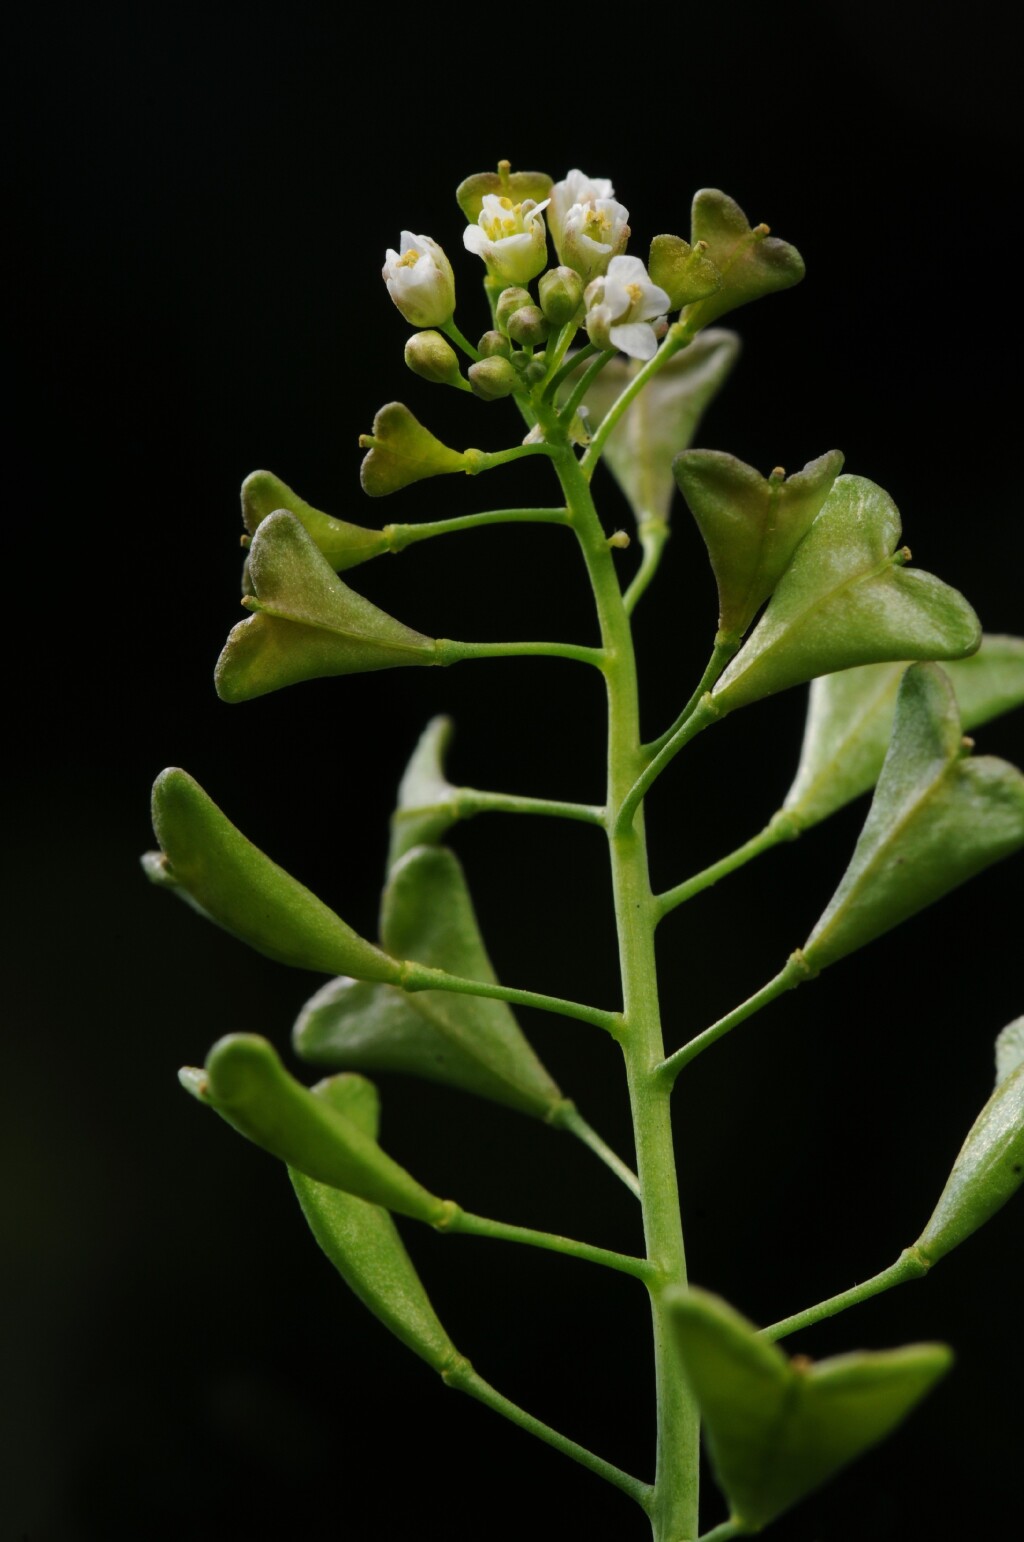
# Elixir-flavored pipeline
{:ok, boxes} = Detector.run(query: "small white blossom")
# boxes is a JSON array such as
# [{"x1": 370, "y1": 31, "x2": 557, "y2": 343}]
[
  {"x1": 559, "y1": 198, "x2": 631, "y2": 282},
  {"x1": 382, "y1": 233, "x2": 456, "y2": 328},
  {"x1": 463, "y1": 195, "x2": 550, "y2": 285},
  {"x1": 548, "y1": 169, "x2": 617, "y2": 251},
  {"x1": 584, "y1": 256, "x2": 670, "y2": 361}
]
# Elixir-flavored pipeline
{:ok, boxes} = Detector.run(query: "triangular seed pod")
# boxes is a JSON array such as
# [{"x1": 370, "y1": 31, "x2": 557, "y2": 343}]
[
  {"x1": 241, "y1": 470, "x2": 388, "y2": 571},
  {"x1": 783, "y1": 635, "x2": 1024, "y2": 830},
  {"x1": 802, "y1": 664, "x2": 1024, "y2": 971},
  {"x1": 667, "y1": 1287, "x2": 951, "y2": 1529},
  {"x1": 712, "y1": 476, "x2": 981, "y2": 715},
  {"x1": 682, "y1": 189, "x2": 805, "y2": 330},
  {"x1": 216, "y1": 511, "x2": 436, "y2": 702},
  {"x1": 145, "y1": 767, "x2": 401, "y2": 983},
  {"x1": 183, "y1": 1034, "x2": 449, "y2": 1224},
  {"x1": 295, "y1": 845, "x2": 566, "y2": 1121},
  {"x1": 289, "y1": 1073, "x2": 463, "y2": 1373}
]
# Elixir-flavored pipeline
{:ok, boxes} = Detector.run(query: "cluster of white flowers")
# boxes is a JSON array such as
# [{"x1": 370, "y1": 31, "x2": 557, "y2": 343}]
[{"x1": 382, "y1": 169, "x2": 669, "y2": 362}]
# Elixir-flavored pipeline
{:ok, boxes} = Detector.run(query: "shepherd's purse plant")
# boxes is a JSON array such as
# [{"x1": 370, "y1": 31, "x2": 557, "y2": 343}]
[{"x1": 144, "y1": 160, "x2": 1024, "y2": 1540}]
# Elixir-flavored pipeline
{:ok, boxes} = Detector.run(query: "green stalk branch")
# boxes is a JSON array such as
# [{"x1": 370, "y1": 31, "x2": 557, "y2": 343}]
[
  {"x1": 436, "y1": 638, "x2": 606, "y2": 670},
  {"x1": 399, "y1": 960, "x2": 621, "y2": 1036},
  {"x1": 614, "y1": 698, "x2": 720, "y2": 837},
  {"x1": 385, "y1": 507, "x2": 568, "y2": 551},
  {"x1": 580, "y1": 320, "x2": 695, "y2": 477},
  {"x1": 456, "y1": 787, "x2": 606, "y2": 827},
  {"x1": 657, "y1": 954, "x2": 810, "y2": 1085},
  {"x1": 623, "y1": 520, "x2": 670, "y2": 617},
  {"x1": 698, "y1": 1520, "x2": 754, "y2": 1541},
  {"x1": 441, "y1": 319, "x2": 483, "y2": 362},
  {"x1": 445, "y1": 1361, "x2": 653, "y2": 1509},
  {"x1": 543, "y1": 339, "x2": 599, "y2": 399},
  {"x1": 470, "y1": 441, "x2": 557, "y2": 474},
  {"x1": 645, "y1": 641, "x2": 738, "y2": 758},
  {"x1": 554, "y1": 1104, "x2": 641, "y2": 1199},
  {"x1": 559, "y1": 349, "x2": 616, "y2": 424},
  {"x1": 762, "y1": 1248, "x2": 930, "y2": 1342},
  {"x1": 444, "y1": 1207, "x2": 652, "y2": 1282},
  {"x1": 655, "y1": 813, "x2": 800, "y2": 921}
]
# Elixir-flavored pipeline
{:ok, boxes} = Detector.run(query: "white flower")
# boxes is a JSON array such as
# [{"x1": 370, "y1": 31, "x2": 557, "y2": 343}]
[
  {"x1": 463, "y1": 195, "x2": 550, "y2": 285},
  {"x1": 559, "y1": 197, "x2": 631, "y2": 282},
  {"x1": 382, "y1": 233, "x2": 456, "y2": 328},
  {"x1": 548, "y1": 169, "x2": 617, "y2": 251},
  {"x1": 584, "y1": 256, "x2": 671, "y2": 361}
]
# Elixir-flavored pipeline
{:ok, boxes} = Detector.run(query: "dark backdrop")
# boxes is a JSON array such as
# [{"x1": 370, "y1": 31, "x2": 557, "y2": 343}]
[{"x1": 7, "y1": 6, "x2": 1023, "y2": 1539}]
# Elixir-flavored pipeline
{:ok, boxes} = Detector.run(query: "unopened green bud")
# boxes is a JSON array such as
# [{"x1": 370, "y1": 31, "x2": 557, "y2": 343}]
[
  {"x1": 506, "y1": 304, "x2": 549, "y2": 347},
  {"x1": 478, "y1": 330, "x2": 512, "y2": 360},
  {"x1": 468, "y1": 356, "x2": 518, "y2": 400},
  {"x1": 495, "y1": 286, "x2": 533, "y2": 333},
  {"x1": 404, "y1": 330, "x2": 462, "y2": 386},
  {"x1": 539, "y1": 266, "x2": 584, "y2": 325}
]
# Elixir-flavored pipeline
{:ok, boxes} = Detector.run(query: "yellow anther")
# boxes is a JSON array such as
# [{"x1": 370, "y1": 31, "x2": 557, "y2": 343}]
[
  {"x1": 395, "y1": 248, "x2": 420, "y2": 269},
  {"x1": 626, "y1": 282, "x2": 643, "y2": 304}
]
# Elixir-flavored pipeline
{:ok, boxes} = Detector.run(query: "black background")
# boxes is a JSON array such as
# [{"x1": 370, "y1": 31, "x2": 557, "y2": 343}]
[{"x1": 6, "y1": 5, "x2": 1023, "y2": 1539}]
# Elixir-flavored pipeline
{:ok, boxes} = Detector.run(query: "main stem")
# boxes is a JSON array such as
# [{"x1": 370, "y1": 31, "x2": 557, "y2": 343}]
[{"x1": 556, "y1": 446, "x2": 699, "y2": 1542}]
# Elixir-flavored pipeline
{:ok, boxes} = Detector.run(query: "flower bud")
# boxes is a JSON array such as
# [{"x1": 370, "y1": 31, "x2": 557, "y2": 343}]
[
  {"x1": 495, "y1": 286, "x2": 533, "y2": 332},
  {"x1": 506, "y1": 304, "x2": 549, "y2": 347},
  {"x1": 478, "y1": 329, "x2": 512, "y2": 360},
  {"x1": 404, "y1": 330, "x2": 463, "y2": 386},
  {"x1": 538, "y1": 266, "x2": 585, "y2": 325},
  {"x1": 382, "y1": 233, "x2": 456, "y2": 328},
  {"x1": 468, "y1": 356, "x2": 518, "y2": 400}
]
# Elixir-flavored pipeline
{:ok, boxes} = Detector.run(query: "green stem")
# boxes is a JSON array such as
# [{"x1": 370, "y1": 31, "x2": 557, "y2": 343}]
[
  {"x1": 580, "y1": 320, "x2": 694, "y2": 478},
  {"x1": 398, "y1": 960, "x2": 621, "y2": 1036},
  {"x1": 655, "y1": 813, "x2": 800, "y2": 921},
  {"x1": 555, "y1": 445, "x2": 700, "y2": 1542},
  {"x1": 543, "y1": 339, "x2": 599, "y2": 400},
  {"x1": 385, "y1": 507, "x2": 568, "y2": 551},
  {"x1": 441, "y1": 319, "x2": 483, "y2": 362},
  {"x1": 559, "y1": 349, "x2": 615, "y2": 424},
  {"x1": 436, "y1": 638, "x2": 606, "y2": 671},
  {"x1": 554, "y1": 1103, "x2": 641, "y2": 1199},
  {"x1": 698, "y1": 1520, "x2": 753, "y2": 1541},
  {"x1": 457, "y1": 787, "x2": 606, "y2": 828},
  {"x1": 657, "y1": 955, "x2": 810, "y2": 1086},
  {"x1": 614, "y1": 698, "x2": 720, "y2": 838},
  {"x1": 445, "y1": 1207, "x2": 652, "y2": 1282},
  {"x1": 762, "y1": 1247, "x2": 930, "y2": 1343},
  {"x1": 646, "y1": 642, "x2": 737, "y2": 758},
  {"x1": 468, "y1": 441, "x2": 556, "y2": 475},
  {"x1": 624, "y1": 520, "x2": 670, "y2": 617},
  {"x1": 446, "y1": 1361, "x2": 653, "y2": 1509}
]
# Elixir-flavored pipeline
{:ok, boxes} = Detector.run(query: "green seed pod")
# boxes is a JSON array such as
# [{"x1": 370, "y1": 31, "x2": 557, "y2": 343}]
[
  {"x1": 802, "y1": 664, "x2": 1024, "y2": 972},
  {"x1": 647, "y1": 234, "x2": 721, "y2": 311},
  {"x1": 674, "y1": 448, "x2": 845, "y2": 642},
  {"x1": 915, "y1": 1018, "x2": 1024, "y2": 1263},
  {"x1": 184, "y1": 1034, "x2": 450, "y2": 1224},
  {"x1": 241, "y1": 470, "x2": 387, "y2": 572},
  {"x1": 782, "y1": 634, "x2": 1024, "y2": 832},
  {"x1": 712, "y1": 476, "x2": 980, "y2": 716},
  {"x1": 144, "y1": 766, "x2": 402, "y2": 983},
  {"x1": 667, "y1": 1288, "x2": 951, "y2": 1529},
  {"x1": 506, "y1": 304, "x2": 549, "y2": 347},
  {"x1": 683, "y1": 188, "x2": 805, "y2": 330},
  {"x1": 215, "y1": 512, "x2": 436, "y2": 702},
  {"x1": 468, "y1": 356, "x2": 518, "y2": 401},
  {"x1": 359, "y1": 401, "x2": 471, "y2": 496},
  {"x1": 289, "y1": 1074, "x2": 463, "y2": 1373},
  {"x1": 387, "y1": 715, "x2": 460, "y2": 867},
  {"x1": 403, "y1": 329, "x2": 463, "y2": 386},
  {"x1": 294, "y1": 845, "x2": 567, "y2": 1121},
  {"x1": 455, "y1": 162, "x2": 553, "y2": 223},
  {"x1": 538, "y1": 265, "x2": 584, "y2": 325}
]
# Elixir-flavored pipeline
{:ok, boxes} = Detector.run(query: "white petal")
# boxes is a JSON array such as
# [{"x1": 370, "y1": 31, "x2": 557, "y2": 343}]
[{"x1": 609, "y1": 322, "x2": 658, "y2": 360}]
